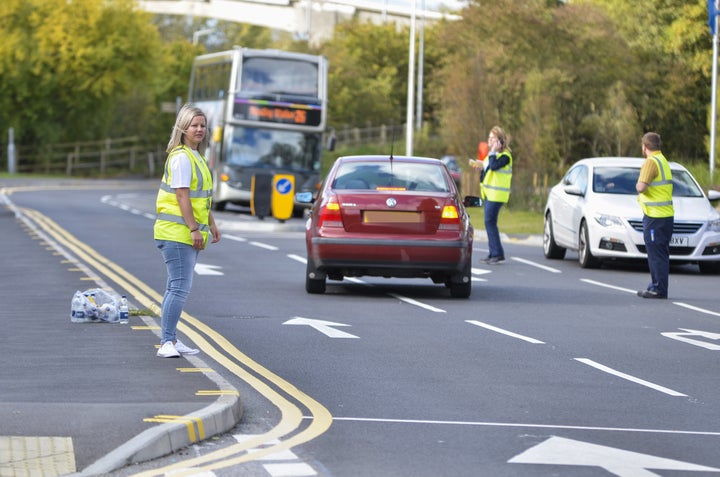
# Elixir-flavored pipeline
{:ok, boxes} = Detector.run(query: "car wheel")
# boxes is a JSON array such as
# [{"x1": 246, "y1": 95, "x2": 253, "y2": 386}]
[
  {"x1": 305, "y1": 260, "x2": 326, "y2": 294},
  {"x1": 543, "y1": 212, "x2": 566, "y2": 259},
  {"x1": 448, "y1": 262, "x2": 472, "y2": 298},
  {"x1": 698, "y1": 261, "x2": 720, "y2": 275},
  {"x1": 578, "y1": 220, "x2": 601, "y2": 269}
]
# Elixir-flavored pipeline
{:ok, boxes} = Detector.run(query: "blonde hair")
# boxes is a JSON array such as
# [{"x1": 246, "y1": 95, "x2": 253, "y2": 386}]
[
  {"x1": 166, "y1": 103, "x2": 209, "y2": 155},
  {"x1": 490, "y1": 125, "x2": 511, "y2": 153}
]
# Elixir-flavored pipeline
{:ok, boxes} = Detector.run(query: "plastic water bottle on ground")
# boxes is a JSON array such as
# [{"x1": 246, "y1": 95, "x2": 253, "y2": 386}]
[
  {"x1": 119, "y1": 296, "x2": 129, "y2": 324},
  {"x1": 70, "y1": 291, "x2": 86, "y2": 323}
]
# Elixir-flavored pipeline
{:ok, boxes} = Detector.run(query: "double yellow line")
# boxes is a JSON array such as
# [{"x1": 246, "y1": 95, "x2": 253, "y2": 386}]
[{"x1": 9, "y1": 189, "x2": 332, "y2": 476}]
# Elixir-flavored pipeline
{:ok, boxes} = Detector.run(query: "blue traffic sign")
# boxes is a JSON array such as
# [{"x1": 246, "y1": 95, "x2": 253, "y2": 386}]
[{"x1": 276, "y1": 178, "x2": 292, "y2": 194}]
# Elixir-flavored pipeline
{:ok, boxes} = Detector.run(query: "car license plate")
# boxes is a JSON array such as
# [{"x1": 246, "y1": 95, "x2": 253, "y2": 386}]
[
  {"x1": 363, "y1": 211, "x2": 421, "y2": 223},
  {"x1": 670, "y1": 235, "x2": 689, "y2": 246}
]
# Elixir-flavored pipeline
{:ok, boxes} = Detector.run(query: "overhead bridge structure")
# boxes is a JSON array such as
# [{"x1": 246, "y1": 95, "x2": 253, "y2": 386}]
[{"x1": 138, "y1": 0, "x2": 461, "y2": 44}]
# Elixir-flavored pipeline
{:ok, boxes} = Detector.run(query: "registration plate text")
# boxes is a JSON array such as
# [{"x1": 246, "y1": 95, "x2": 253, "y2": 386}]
[{"x1": 670, "y1": 235, "x2": 689, "y2": 246}]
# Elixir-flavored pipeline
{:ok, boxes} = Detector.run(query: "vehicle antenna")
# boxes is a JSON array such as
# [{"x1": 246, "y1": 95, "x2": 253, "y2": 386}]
[{"x1": 389, "y1": 124, "x2": 395, "y2": 185}]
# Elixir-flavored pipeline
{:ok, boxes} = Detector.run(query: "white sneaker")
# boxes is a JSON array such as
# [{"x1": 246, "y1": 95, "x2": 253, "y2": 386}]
[
  {"x1": 157, "y1": 341, "x2": 180, "y2": 358},
  {"x1": 174, "y1": 339, "x2": 199, "y2": 355}
]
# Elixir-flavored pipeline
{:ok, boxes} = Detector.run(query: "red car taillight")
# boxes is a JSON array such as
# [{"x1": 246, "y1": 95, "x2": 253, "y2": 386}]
[
  {"x1": 318, "y1": 197, "x2": 343, "y2": 228},
  {"x1": 439, "y1": 204, "x2": 461, "y2": 230}
]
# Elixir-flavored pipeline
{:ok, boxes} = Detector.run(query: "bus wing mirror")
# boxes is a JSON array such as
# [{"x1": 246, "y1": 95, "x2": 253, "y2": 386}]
[{"x1": 326, "y1": 134, "x2": 336, "y2": 151}]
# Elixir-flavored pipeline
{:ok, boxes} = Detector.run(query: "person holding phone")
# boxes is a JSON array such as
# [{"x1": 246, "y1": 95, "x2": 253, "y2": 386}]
[{"x1": 478, "y1": 126, "x2": 513, "y2": 264}]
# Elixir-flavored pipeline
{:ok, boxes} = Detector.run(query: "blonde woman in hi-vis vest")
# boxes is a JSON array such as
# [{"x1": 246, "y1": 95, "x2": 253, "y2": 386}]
[
  {"x1": 478, "y1": 126, "x2": 513, "y2": 265},
  {"x1": 154, "y1": 104, "x2": 222, "y2": 357}
]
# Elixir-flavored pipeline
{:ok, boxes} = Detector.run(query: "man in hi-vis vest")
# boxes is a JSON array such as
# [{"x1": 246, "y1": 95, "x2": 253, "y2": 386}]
[
  {"x1": 154, "y1": 104, "x2": 221, "y2": 357},
  {"x1": 636, "y1": 132, "x2": 673, "y2": 299}
]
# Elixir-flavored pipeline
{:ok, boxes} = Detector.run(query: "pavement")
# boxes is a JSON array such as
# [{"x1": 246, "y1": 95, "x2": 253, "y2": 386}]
[
  {"x1": 1, "y1": 186, "x2": 541, "y2": 477},
  {"x1": 1, "y1": 200, "x2": 243, "y2": 477}
]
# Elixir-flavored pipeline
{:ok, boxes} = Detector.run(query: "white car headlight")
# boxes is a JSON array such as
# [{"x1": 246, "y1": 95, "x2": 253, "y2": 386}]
[
  {"x1": 708, "y1": 217, "x2": 720, "y2": 232},
  {"x1": 594, "y1": 213, "x2": 624, "y2": 228}
]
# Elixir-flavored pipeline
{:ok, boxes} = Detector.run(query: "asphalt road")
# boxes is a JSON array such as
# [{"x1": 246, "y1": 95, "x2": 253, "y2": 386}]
[{"x1": 3, "y1": 177, "x2": 720, "y2": 477}]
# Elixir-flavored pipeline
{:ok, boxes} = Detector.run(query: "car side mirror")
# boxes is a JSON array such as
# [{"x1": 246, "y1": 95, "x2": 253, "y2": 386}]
[
  {"x1": 708, "y1": 189, "x2": 720, "y2": 202},
  {"x1": 295, "y1": 191, "x2": 314, "y2": 204},
  {"x1": 563, "y1": 184, "x2": 584, "y2": 197},
  {"x1": 463, "y1": 195, "x2": 482, "y2": 207}
]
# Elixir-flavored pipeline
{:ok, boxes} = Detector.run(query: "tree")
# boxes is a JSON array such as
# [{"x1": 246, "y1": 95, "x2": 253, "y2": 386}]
[
  {"x1": 320, "y1": 19, "x2": 413, "y2": 128},
  {"x1": 0, "y1": 0, "x2": 162, "y2": 144},
  {"x1": 433, "y1": 0, "x2": 638, "y2": 177}
]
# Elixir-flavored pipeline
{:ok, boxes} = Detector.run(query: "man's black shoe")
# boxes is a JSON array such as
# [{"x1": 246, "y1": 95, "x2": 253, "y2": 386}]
[{"x1": 637, "y1": 289, "x2": 667, "y2": 299}]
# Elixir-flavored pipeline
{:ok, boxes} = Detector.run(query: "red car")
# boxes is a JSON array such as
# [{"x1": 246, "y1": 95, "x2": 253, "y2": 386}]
[{"x1": 297, "y1": 155, "x2": 476, "y2": 298}]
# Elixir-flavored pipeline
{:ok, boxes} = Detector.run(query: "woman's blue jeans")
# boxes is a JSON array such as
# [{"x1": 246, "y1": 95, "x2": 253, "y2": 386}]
[
  {"x1": 484, "y1": 200, "x2": 505, "y2": 259},
  {"x1": 156, "y1": 240, "x2": 199, "y2": 344}
]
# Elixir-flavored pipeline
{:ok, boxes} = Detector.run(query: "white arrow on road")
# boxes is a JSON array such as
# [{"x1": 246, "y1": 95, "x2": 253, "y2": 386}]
[
  {"x1": 194, "y1": 263, "x2": 224, "y2": 275},
  {"x1": 283, "y1": 317, "x2": 359, "y2": 339},
  {"x1": 509, "y1": 436, "x2": 720, "y2": 476},
  {"x1": 661, "y1": 328, "x2": 720, "y2": 350}
]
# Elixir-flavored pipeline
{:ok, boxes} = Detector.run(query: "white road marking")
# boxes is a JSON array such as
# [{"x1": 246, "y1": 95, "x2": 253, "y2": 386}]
[
  {"x1": 388, "y1": 293, "x2": 446, "y2": 313},
  {"x1": 224, "y1": 234, "x2": 248, "y2": 242},
  {"x1": 661, "y1": 328, "x2": 720, "y2": 350},
  {"x1": 580, "y1": 278, "x2": 636, "y2": 294},
  {"x1": 511, "y1": 256, "x2": 562, "y2": 273},
  {"x1": 323, "y1": 416, "x2": 720, "y2": 436},
  {"x1": 471, "y1": 267, "x2": 492, "y2": 275},
  {"x1": 283, "y1": 317, "x2": 359, "y2": 338},
  {"x1": 509, "y1": 436, "x2": 720, "y2": 477},
  {"x1": 287, "y1": 254, "x2": 306, "y2": 264},
  {"x1": 466, "y1": 320, "x2": 545, "y2": 344},
  {"x1": 674, "y1": 302, "x2": 720, "y2": 317},
  {"x1": 234, "y1": 435, "x2": 318, "y2": 476},
  {"x1": 194, "y1": 263, "x2": 224, "y2": 276},
  {"x1": 575, "y1": 358, "x2": 687, "y2": 397},
  {"x1": 250, "y1": 241, "x2": 279, "y2": 250}
]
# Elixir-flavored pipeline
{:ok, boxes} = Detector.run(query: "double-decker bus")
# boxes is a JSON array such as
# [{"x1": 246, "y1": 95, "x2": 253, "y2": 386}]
[{"x1": 188, "y1": 48, "x2": 329, "y2": 212}]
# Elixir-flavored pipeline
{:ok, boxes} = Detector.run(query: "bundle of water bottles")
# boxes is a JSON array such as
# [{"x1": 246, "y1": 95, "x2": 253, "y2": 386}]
[{"x1": 70, "y1": 288, "x2": 129, "y2": 324}]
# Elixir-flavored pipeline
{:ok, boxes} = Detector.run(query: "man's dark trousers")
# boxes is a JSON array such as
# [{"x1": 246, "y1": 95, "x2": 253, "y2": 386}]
[{"x1": 643, "y1": 215, "x2": 674, "y2": 296}]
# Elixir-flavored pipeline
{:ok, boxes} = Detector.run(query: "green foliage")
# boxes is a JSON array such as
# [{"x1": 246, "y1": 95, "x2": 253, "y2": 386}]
[
  {"x1": 2, "y1": 0, "x2": 719, "y2": 203},
  {"x1": 320, "y1": 20, "x2": 409, "y2": 127},
  {"x1": 0, "y1": 0, "x2": 162, "y2": 144}
]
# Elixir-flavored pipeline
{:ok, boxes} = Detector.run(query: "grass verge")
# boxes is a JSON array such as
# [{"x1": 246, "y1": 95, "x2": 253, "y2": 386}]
[{"x1": 467, "y1": 206, "x2": 544, "y2": 236}]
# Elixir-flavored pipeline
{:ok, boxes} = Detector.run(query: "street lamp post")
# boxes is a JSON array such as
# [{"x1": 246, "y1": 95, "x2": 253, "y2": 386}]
[
  {"x1": 193, "y1": 28, "x2": 214, "y2": 45},
  {"x1": 711, "y1": 0, "x2": 718, "y2": 179},
  {"x1": 405, "y1": 0, "x2": 417, "y2": 156}
]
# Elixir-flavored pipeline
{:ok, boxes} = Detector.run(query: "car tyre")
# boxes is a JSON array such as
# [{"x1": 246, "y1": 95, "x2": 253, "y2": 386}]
[
  {"x1": 448, "y1": 262, "x2": 472, "y2": 298},
  {"x1": 305, "y1": 260, "x2": 326, "y2": 294},
  {"x1": 698, "y1": 261, "x2": 720, "y2": 275},
  {"x1": 543, "y1": 212, "x2": 566, "y2": 259},
  {"x1": 578, "y1": 220, "x2": 601, "y2": 269}
]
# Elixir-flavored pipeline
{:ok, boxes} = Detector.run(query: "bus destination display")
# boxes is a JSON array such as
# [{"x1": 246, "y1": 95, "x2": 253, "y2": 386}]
[{"x1": 233, "y1": 98, "x2": 322, "y2": 127}]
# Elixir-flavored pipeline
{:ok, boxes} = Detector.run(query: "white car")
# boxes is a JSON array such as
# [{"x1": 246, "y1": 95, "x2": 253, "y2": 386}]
[{"x1": 543, "y1": 157, "x2": 720, "y2": 274}]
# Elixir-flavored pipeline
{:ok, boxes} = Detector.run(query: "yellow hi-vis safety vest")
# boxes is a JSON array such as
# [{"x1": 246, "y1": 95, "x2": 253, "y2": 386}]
[
  {"x1": 154, "y1": 145, "x2": 213, "y2": 246},
  {"x1": 638, "y1": 153, "x2": 673, "y2": 218},
  {"x1": 481, "y1": 151, "x2": 513, "y2": 203}
]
